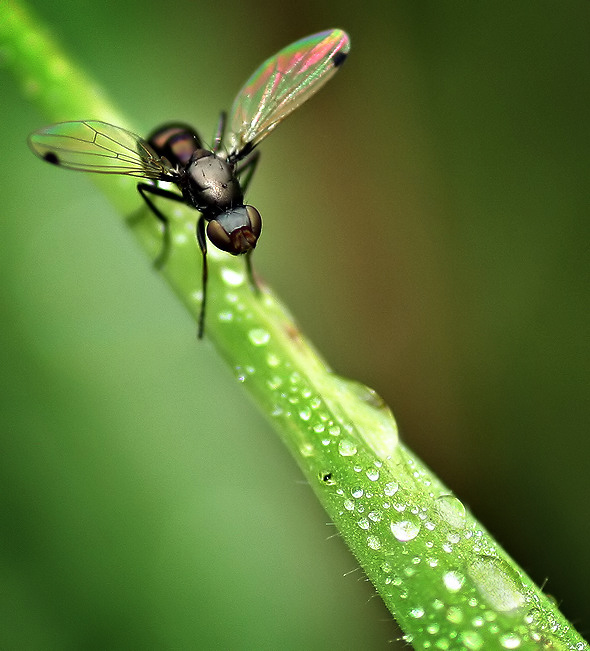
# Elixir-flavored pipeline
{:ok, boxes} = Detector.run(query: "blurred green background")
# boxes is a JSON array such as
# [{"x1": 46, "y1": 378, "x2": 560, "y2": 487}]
[{"x1": 1, "y1": 1, "x2": 589, "y2": 648}]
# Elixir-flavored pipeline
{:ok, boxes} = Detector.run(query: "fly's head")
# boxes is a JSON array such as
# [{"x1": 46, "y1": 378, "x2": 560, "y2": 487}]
[{"x1": 207, "y1": 205, "x2": 262, "y2": 255}]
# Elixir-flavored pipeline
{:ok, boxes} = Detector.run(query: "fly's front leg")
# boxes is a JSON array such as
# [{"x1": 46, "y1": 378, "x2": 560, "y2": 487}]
[
  {"x1": 244, "y1": 249, "x2": 260, "y2": 295},
  {"x1": 235, "y1": 152, "x2": 261, "y2": 292},
  {"x1": 235, "y1": 150, "x2": 260, "y2": 195},
  {"x1": 137, "y1": 183, "x2": 186, "y2": 268},
  {"x1": 196, "y1": 215, "x2": 208, "y2": 338},
  {"x1": 213, "y1": 111, "x2": 227, "y2": 152}
]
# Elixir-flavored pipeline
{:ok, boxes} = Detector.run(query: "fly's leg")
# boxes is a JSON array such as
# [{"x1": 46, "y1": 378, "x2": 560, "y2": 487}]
[
  {"x1": 213, "y1": 111, "x2": 227, "y2": 152},
  {"x1": 235, "y1": 150, "x2": 260, "y2": 194},
  {"x1": 244, "y1": 249, "x2": 260, "y2": 295},
  {"x1": 196, "y1": 215, "x2": 208, "y2": 338},
  {"x1": 236, "y1": 151, "x2": 261, "y2": 293},
  {"x1": 234, "y1": 151, "x2": 262, "y2": 293},
  {"x1": 213, "y1": 122, "x2": 261, "y2": 301},
  {"x1": 136, "y1": 183, "x2": 186, "y2": 267},
  {"x1": 138, "y1": 183, "x2": 209, "y2": 337}
]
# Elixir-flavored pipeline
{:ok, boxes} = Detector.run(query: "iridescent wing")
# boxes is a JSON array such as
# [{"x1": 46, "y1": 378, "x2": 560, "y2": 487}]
[
  {"x1": 226, "y1": 28, "x2": 350, "y2": 158},
  {"x1": 28, "y1": 121, "x2": 176, "y2": 180}
]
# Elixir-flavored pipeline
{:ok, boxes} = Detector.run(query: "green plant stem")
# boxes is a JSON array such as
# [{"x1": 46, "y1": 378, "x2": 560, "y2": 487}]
[{"x1": 2, "y1": 3, "x2": 587, "y2": 649}]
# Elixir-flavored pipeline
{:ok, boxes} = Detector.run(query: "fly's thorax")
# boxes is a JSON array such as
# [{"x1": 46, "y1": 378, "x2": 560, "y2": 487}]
[{"x1": 183, "y1": 150, "x2": 243, "y2": 212}]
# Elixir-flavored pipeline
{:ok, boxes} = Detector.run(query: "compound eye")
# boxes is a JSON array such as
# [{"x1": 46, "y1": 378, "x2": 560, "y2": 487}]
[
  {"x1": 207, "y1": 220, "x2": 233, "y2": 253},
  {"x1": 245, "y1": 205, "x2": 262, "y2": 238}
]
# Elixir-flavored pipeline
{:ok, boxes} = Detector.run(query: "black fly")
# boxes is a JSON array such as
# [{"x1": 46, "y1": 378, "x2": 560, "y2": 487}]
[{"x1": 29, "y1": 29, "x2": 350, "y2": 337}]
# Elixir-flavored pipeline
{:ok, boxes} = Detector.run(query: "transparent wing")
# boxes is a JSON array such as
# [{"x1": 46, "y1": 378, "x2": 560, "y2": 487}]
[
  {"x1": 28, "y1": 120, "x2": 175, "y2": 180},
  {"x1": 226, "y1": 28, "x2": 350, "y2": 157}
]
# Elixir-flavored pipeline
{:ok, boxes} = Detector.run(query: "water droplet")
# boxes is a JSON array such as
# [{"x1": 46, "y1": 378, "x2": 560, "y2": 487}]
[
  {"x1": 266, "y1": 376, "x2": 283, "y2": 390},
  {"x1": 343, "y1": 499, "x2": 355, "y2": 511},
  {"x1": 330, "y1": 376, "x2": 399, "y2": 458},
  {"x1": 329, "y1": 425, "x2": 341, "y2": 436},
  {"x1": 409, "y1": 607, "x2": 425, "y2": 618},
  {"x1": 390, "y1": 518, "x2": 421, "y2": 542},
  {"x1": 381, "y1": 561, "x2": 392, "y2": 574},
  {"x1": 500, "y1": 634, "x2": 522, "y2": 649},
  {"x1": 366, "y1": 468, "x2": 380, "y2": 481},
  {"x1": 266, "y1": 352, "x2": 280, "y2": 367},
  {"x1": 460, "y1": 631, "x2": 483, "y2": 649},
  {"x1": 357, "y1": 517, "x2": 370, "y2": 530},
  {"x1": 367, "y1": 535, "x2": 381, "y2": 550},
  {"x1": 299, "y1": 442, "x2": 314, "y2": 456},
  {"x1": 368, "y1": 511, "x2": 382, "y2": 522},
  {"x1": 467, "y1": 555, "x2": 526, "y2": 613},
  {"x1": 218, "y1": 310, "x2": 234, "y2": 322},
  {"x1": 351, "y1": 487, "x2": 364, "y2": 499},
  {"x1": 220, "y1": 267, "x2": 245, "y2": 286},
  {"x1": 443, "y1": 571, "x2": 465, "y2": 592},
  {"x1": 384, "y1": 481, "x2": 399, "y2": 496},
  {"x1": 225, "y1": 292, "x2": 239, "y2": 304},
  {"x1": 313, "y1": 423, "x2": 325, "y2": 433},
  {"x1": 299, "y1": 408, "x2": 311, "y2": 421},
  {"x1": 338, "y1": 439, "x2": 357, "y2": 456},
  {"x1": 446, "y1": 606, "x2": 463, "y2": 623},
  {"x1": 435, "y1": 494, "x2": 467, "y2": 529},
  {"x1": 248, "y1": 328, "x2": 270, "y2": 346}
]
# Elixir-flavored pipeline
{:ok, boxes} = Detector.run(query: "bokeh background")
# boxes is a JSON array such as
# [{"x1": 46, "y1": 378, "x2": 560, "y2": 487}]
[{"x1": 1, "y1": 1, "x2": 589, "y2": 648}]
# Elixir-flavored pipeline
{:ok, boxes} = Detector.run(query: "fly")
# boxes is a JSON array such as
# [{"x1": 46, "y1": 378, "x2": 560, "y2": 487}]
[{"x1": 28, "y1": 29, "x2": 350, "y2": 337}]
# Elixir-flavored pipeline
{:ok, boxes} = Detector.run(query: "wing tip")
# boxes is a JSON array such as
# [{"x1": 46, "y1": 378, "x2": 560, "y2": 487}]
[{"x1": 324, "y1": 28, "x2": 350, "y2": 67}]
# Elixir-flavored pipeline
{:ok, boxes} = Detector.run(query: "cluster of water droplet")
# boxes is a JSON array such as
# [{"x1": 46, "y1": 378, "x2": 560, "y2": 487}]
[{"x1": 216, "y1": 265, "x2": 579, "y2": 650}]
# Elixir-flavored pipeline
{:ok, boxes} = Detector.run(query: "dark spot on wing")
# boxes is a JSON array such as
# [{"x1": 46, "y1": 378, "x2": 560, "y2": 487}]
[
  {"x1": 43, "y1": 152, "x2": 60, "y2": 165},
  {"x1": 332, "y1": 51, "x2": 348, "y2": 68}
]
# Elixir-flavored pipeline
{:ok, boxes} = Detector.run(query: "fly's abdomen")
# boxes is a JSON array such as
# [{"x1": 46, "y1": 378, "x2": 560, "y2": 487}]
[{"x1": 147, "y1": 123, "x2": 202, "y2": 168}]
